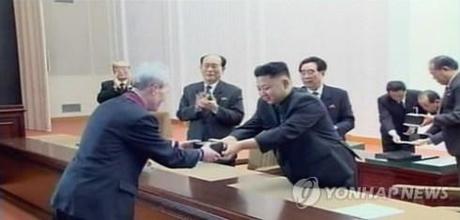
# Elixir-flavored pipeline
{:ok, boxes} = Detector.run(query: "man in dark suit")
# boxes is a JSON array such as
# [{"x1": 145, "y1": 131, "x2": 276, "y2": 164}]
[
  {"x1": 51, "y1": 63, "x2": 221, "y2": 220},
  {"x1": 421, "y1": 55, "x2": 460, "y2": 185},
  {"x1": 378, "y1": 81, "x2": 425, "y2": 152},
  {"x1": 220, "y1": 62, "x2": 357, "y2": 187},
  {"x1": 297, "y1": 56, "x2": 355, "y2": 139},
  {"x1": 97, "y1": 60, "x2": 133, "y2": 103},
  {"x1": 414, "y1": 90, "x2": 444, "y2": 145},
  {"x1": 176, "y1": 54, "x2": 244, "y2": 165},
  {"x1": 418, "y1": 90, "x2": 441, "y2": 114}
]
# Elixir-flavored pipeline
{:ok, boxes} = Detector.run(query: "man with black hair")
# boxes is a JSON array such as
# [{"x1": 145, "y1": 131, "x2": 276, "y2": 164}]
[
  {"x1": 298, "y1": 56, "x2": 355, "y2": 139},
  {"x1": 220, "y1": 61, "x2": 357, "y2": 187},
  {"x1": 421, "y1": 55, "x2": 460, "y2": 185},
  {"x1": 176, "y1": 54, "x2": 244, "y2": 166},
  {"x1": 377, "y1": 81, "x2": 424, "y2": 152}
]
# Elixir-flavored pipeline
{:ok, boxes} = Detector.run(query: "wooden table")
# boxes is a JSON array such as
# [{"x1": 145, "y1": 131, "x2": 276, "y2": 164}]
[
  {"x1": 0, "y1": 138, "x2": 354, "y2": 220},
  {"x1": 355, "y1": 150, "x2": 459, "y2": 188}
]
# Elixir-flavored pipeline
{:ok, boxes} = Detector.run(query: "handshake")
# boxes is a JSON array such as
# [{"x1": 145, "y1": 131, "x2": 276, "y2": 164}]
[{"x1": 179, "y1": 140, "x2": 228, "y2": 162}]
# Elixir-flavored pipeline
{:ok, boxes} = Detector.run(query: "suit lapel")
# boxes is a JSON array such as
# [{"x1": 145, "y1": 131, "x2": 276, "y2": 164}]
[
  {"x1": 197, "y1": 81, "x2": 205, "y2": 93},
  {"x1": 213, "y1": 81, "x2": 225, "y2": 102},
  {"x1": 388, "y1": 96, "x2": 404, "y2": 113},
  {"x1": 441, "y1": 73, "x2": 460, "y2": 112},
  {"x1": 321, "y1": 85, "x2": 333, "y2": 106}
]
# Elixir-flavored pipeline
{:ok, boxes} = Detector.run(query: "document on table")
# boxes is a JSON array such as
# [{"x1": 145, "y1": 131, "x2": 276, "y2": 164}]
[{"x1": 333, "y1": 203, "x2": 404, "y2": 219}]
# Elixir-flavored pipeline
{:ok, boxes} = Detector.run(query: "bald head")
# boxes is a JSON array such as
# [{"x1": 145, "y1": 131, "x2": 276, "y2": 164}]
[{"x1": 418, "y1": 90, "x2": 441, "y2": 114}]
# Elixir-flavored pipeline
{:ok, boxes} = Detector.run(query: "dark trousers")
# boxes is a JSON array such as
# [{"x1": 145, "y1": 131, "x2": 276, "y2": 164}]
[
  {"x1": 343, "y1": 171, "x2": 358, "y2": 188},
  {"x1": 53, "y1": 209, "x2": 83, "y2": 220},
  {"x1": 345, "y1": 159, "x2": 358, "y2": 188}
]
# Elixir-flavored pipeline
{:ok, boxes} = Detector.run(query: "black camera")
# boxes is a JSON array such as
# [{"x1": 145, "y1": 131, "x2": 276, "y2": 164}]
[
  {"x1": 408, "y1": 133, "x2": 430, "y2": 141},
  {"x1": 403, "y1": 113, "x2": 425, "y2": 127},
  {"x1": 192, "y1": 141, "x2": 227, "y2": 155}
]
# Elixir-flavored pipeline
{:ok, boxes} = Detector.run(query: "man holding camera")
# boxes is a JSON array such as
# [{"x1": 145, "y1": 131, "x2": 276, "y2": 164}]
[{"x1": 176, "y1": 54, "x2": 244, "y2": 165}]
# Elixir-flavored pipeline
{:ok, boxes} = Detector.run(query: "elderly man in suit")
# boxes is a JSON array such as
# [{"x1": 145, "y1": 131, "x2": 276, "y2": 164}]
[
  {"x1": 421, "y1": 55, "x2": 460, "y2": 185},
  {"x1": 377, "y1": 81, "x2": 425, "y2": 152},
  {"x1": 297, "y1": 56, "x2": 355, "y2": 139},
  {"x1": 176, "y1": 54, "x2": 244, "y2": 166},
  {"x1": 51, "y1": 63, "x2": 221, "y2": 220},
  {"x1": 97, "y1": 60, "x2": 132, "y2": 103},
  {"x1": 418, "y1": 90, "x2": 441, "y2": 115},
  {"x1": 220, "y1": 62, "x2": 357, "y2": 187}
]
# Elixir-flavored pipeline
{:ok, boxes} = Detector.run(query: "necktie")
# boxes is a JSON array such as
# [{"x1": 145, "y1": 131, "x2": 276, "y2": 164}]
[
  {"x1": 312, "y1": 91, "x2": 319, "y2": 96},
  {"x1": 201, "y1": 85, "x2": 213, "y2": 140},
  {"x1": 205, "y1": 85, "x2": 213, "y2": 100},
  {"x1": 119, "y1": 83, "x2": 125, "y2": 91}
]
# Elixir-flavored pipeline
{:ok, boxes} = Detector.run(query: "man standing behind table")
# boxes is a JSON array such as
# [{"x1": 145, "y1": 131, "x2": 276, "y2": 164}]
[
  {"x1": 377, "y1": 81, "x2": 425, "y2": 152},
  {"x1": 219, "y1": 62, "x2": 357, "y2": 187},
  {"x1": 418, "y1": 90, "x2": 441, "y2": 115},
  {"x1": 176, "y1": 54, "x2": 244, "y2": 166},
  {"x1": 297, "y1": 56, "x2": 355, "y2": 139},
  {"x1": 97, "y1": 60, "x2": 132, "y2": 103},
  {"x1": 420, "y1": 55, "x2": 460, "y2": 185}
]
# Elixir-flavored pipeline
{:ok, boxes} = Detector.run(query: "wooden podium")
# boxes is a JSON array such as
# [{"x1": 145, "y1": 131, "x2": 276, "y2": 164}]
[
  {"x1": 0, "y1": 105, "x2": 25, "y2": 138},
  {"x1": 0, "y1": 0, "x2": 25, "y2": 139}
]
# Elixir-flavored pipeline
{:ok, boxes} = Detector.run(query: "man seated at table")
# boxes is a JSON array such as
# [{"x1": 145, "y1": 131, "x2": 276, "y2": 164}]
[{"x1": 220, "y1": 61, "x2": 357, "y2": 188}]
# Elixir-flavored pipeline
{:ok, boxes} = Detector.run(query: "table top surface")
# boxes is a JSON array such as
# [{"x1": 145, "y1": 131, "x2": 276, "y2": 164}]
[{"x1": 1, "y1": 137, "x2": 459, "y2": 220}]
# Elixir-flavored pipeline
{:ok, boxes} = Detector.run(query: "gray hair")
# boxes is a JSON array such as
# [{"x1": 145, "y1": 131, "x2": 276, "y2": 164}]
[{"x1": 132, "y1": 63, "x2": 169, "y2": 90}]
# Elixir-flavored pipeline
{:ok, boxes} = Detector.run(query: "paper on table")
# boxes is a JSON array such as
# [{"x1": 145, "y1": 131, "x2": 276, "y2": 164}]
[
  {"x1": 394, "y1": 140, "x2": 418, "y2": 145},
  {"x1": 147, "y1": 160, "x2": 259, "y2": 181},
  {"x1": 414, "y1": 157, "x2": 457, "y2": 167},
  {"x1": 333, "y1": 203, "x2": 404, "y2": 219}
]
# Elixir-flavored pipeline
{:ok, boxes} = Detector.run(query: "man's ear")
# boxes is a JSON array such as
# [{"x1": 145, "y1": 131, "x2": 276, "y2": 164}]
[
  {"x1": 146, "y1": 84, "x2": 157, "y2": 95},
  {"x1": 281, "y1": 76, "x2": 291, "y2": 88}
]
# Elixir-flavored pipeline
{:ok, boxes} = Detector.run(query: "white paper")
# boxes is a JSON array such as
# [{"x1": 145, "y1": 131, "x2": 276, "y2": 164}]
[{"x1": 334, "y1": 203, "x2": 404, "y2": 219}]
